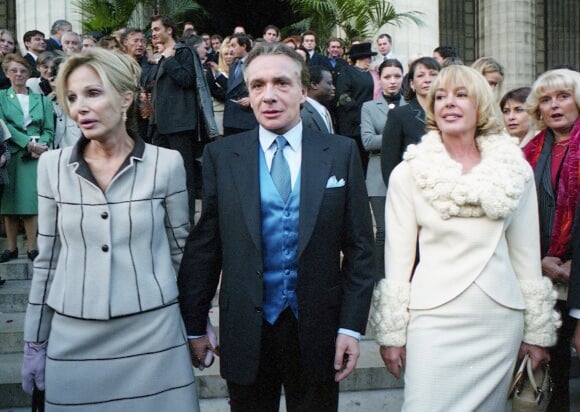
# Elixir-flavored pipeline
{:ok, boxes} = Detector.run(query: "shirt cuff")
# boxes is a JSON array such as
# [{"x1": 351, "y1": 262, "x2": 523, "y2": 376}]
[
  {"x1": 338, "y1": 328, "x2": 360, "y2": 341},
  {"x1": 569, "y1": 308, "x2": 580, "y2": 319},
  {"x1": 187, "y1": 335, "x2": 205, "y2": 339}
]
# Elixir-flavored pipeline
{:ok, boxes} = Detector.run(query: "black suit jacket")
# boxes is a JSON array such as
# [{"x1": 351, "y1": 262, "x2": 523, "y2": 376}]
[
  {"x1": 381, "y1": 98, "x2": 427, "y2": 186},
  {"x1": 335, "y1": 65, "x2": 374, "y2": 137},
  {"x1": 223, "y1": 59, "x2": 257, "y2": 130},
  {"x1": 178, "y1": 127, "x2": 375, "y2": 385},
  {"x1": 568, "y1": 200, "x2": 580, "y2": 309},
  {"x1": 152, "y1": 43, "x2": 198, "y2": 135},
  {"x1": 24, "y1": 53, "x2": 40, "y2": 78},
  {"x1": 44, "y1": 37, "x2": 62, "y2": 52}
]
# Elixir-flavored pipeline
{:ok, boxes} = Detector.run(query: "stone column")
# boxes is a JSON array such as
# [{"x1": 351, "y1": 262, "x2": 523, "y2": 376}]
[
  {"x1": 478, "y1": 0, "x2": 536, "y2": 92},
  {"x1": 374, "y1": 0, "x2": 439, "y2": 72}
]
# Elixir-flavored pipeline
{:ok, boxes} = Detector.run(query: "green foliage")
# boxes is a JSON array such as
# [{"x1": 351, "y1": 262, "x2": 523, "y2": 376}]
[
  {"x1": 288, "y1": 0, "x2": 423, "y2": 47},
  {"x1": 74, "y1": 0, "x2": 203, "y2": 34}
]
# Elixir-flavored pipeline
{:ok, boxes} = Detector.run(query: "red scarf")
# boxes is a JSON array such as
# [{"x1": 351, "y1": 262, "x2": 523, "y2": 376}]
[{"x1": 523, "y1": 117, "x2": 580, "y2": 257}]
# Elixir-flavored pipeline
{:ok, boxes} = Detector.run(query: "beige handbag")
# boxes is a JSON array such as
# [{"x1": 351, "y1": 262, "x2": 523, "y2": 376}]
[{"x1": 508, "y1": 354, "x2": 552, "y2": 412}]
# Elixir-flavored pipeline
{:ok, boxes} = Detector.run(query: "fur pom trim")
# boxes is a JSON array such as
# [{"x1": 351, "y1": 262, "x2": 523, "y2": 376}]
[
  {"x1": 520, "y1": 277, "x2": 561, "y2": 347},
  {"x1": 404, "y1": 131, "x2": 531, "y2": 220},
  {"x1": 370, "y1": 279, "x2": 410, "y2": 347}
]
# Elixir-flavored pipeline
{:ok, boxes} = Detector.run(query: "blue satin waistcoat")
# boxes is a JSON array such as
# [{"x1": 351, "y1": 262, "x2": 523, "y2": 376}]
[{"x1": 259, "y1": 150, "x2": 301, "y2": 324}]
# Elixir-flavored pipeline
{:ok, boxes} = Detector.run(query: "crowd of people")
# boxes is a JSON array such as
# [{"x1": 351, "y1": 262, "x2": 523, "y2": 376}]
[{"x1": 0, "y1": 14, "x2": 577, "y2": 412}]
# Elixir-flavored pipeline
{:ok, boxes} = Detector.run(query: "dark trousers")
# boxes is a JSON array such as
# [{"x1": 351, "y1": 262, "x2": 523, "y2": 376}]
[
  {"x1": 369, "y1": 196, "x2": 386, "y2": 282},
  {"x1": 227, "y1": 308, "x2": 339, "y2": 412},
  {"x1": 548, "y1": 300, "x2": 576, "y2": 412},
  {"x1": 151, "y1": 129, "x2": 196, "y2": 224}
]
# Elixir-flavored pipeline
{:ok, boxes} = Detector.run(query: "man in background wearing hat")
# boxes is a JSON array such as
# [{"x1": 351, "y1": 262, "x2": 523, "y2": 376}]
[{"x1": 335, "y1": 42, "x2": 377, "y2": 173}]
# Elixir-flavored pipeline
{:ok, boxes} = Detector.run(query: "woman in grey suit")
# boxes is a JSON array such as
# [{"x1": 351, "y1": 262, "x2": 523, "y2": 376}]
[
  {"x1": 361, "y1": 59, "x2": 405, "y2": 280},
  {"x1": 21, "y1": 49, "x2": 199, "y2": 411}
]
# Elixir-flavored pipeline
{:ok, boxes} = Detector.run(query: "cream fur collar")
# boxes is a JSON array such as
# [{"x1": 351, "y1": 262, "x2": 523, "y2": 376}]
[{"x1": 403, "y1": 131, "x2": 531, "y2": 220}]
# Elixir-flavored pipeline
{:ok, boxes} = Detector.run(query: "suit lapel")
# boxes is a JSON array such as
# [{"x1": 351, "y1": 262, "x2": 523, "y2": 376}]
[
  {"x1": 307, "y1": 102, "x2": 328, "y2": 133},
  {"x1": 298, "y1": 130, "x2": 332, "y2": 258},
  {"x1": 230, "y1": 130, "x2": 263, "y2": 254},
  {"x1": 28, "y1": 91, "x2": 41, "y2": 115},
  {"x1": 375, "y1": 100, "x2": 388, "y2": 117}
]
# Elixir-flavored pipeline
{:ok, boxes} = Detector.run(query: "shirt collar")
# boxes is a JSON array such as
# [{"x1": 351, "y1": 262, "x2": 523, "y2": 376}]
[{"x1": 259, "y1": 122, "x2": 303, "y2": 153}]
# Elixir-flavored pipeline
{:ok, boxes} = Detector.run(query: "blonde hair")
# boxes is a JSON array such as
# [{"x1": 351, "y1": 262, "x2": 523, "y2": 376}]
[
  {"x1": 426, "y1": 65, "x2": 504, "y2": 136},
  {"x1": 471, "y1": 56, "x2": 504, "y2": 98},
  {"x1": 56, "y1": 47, "x2": 141, "y2": 118},
  {"x1": 217, "y1": 36, "x2": 232, "y2": 75},
  {"x1": 525, "y1": 69, "x2": 580, "y2": 130}
]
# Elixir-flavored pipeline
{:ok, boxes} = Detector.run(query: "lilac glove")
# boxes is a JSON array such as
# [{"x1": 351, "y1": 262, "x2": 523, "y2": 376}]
[
  {"x1": 198, "y1": 319, "x2": 218, "y2": 371},
  {"x1": 22, "y1": 341, "x2": 47, "y2": 395}
]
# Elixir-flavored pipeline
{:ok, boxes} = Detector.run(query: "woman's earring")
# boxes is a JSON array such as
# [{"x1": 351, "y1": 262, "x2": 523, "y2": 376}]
[{"x1": 122, "y1": 111, "x2": 127, "y2": 122}]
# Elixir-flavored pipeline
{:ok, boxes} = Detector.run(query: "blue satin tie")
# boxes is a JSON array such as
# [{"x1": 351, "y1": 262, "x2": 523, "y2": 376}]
[{"x1": 270, "y1": 136, "x2": 291, "y2": 202}]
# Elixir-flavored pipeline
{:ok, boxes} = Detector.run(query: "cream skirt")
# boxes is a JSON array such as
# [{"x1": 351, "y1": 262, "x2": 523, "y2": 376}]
[
  {"x1": 45, "y1": 302, "x2": 199, "y2": 411},
  {"x1": 403, "y1": 283, "x2": 523, "y2": 412}
]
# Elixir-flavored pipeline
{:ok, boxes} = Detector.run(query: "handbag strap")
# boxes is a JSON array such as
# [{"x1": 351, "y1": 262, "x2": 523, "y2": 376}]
[{"x1": 525, "y1": 355, "x2": 549, "y2": 403}]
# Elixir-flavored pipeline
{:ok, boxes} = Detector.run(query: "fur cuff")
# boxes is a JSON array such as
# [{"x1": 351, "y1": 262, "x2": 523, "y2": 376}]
[
  {"x1": 520, "y1": 277, "x2": 561, "y2": 347},
  {"x1": 370, "y1": 279, "x2": 410, "y2": 347}
]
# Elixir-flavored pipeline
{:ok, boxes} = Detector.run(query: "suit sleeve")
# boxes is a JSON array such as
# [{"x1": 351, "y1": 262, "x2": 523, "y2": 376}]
[
  {"x1": 381, "y1": 108, "x2": 404, "y2": 186},
  {"x1": 568, "y1": 202, "x2": 580, "y2": 311},
  {"x1": 178, "y1": 143, "x2": 223, "y2": 335},
  {"x1": 338, "y1": 138, "x2": 375, "y2": 333},
  {"x1": 506, "y1": 172, "x2": 559, "y2": 346},
  {"x1": 39, "y1": 96, "x2": 54, "y2": 147},
  {"x1": 360, "y1": 102, "x2": 383, "y2": 151},
  {"x1": 163, "y1": 151, "x2": 191, "y2": 274},
  {"x1": 24, "y1": 152, "x2": 60, "y2": 342},
  {"x1": 371, "y1": 162, "x2": 416, "y2": 346},
  {"x1": 162, "y1": 48, "x2": 196, "y2": 89}
]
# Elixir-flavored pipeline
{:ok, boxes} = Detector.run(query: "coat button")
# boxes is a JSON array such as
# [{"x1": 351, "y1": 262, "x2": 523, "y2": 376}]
[
  {"x1": 256, "y1": 271, "x2": 262, "y2": 279},
  {"x1": 101, "y1": 245, "x2": 109, "y2": 252},
  {"x1": 101, "y1": 212, "x2": 109, "y2": 219},
  {"x1": 255, "y1": 306, "x2": 263, "y2": 313}
]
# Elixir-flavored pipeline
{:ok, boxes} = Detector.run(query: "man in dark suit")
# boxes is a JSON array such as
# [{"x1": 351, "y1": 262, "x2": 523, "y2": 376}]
[
  {"x1": 301, "y1": 30, "x2": 325, "y2": 67},
  {"x1": 149, "y1": 15, "x2": 199, "y2": 223},
  {"x1": 45, "y1": 19, "x2": 72, "y2": 52},
  {"x1": 301, "y1": 65, "x2": 335, "y2": 133},
  {"x1": 22, "y1": 30, "x2": 46, "y2": 78},
  {"x1": 178, "y1": 43, "x2": 375, "y2": 411},
  {"x1": 223, "y1": 33, "x2": 257, "y2": 136}
]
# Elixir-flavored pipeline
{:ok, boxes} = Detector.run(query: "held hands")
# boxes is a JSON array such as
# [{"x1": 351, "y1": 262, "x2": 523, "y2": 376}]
[
  {"x1": 542, "y1": 256, "x2": 570, "y2": 283},
  {"x1": 334, "y1": 333, "x2": 360, "y2": 382},
  {"x1": 27, "y1": 141, "x2": 48, "y2": 159},
  {"x1": 518, "y1": 342, "x2": 550, "y2": 370},
  {"x1": 187, "y1": 319, "x2": 219, "y2": 370},
  {"x1": 380, "y1": 345, "x2": 406, "y2": 379},
  {"x1": 21, "y1": 341, "x2": 47, "y2": 395},
  {"x1": 233, "y1": 97, "x2": 250, "y2": 107}
]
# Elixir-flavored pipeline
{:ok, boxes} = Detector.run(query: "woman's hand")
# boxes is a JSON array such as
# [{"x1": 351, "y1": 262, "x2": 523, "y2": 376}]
[
  {"x1": 518, "y1": 342, "x2": 550, "y2": 370},
  {"x1": 380, "y1": 345, "x2": 406, "y2": 379},
  {"x1": 542, "y1": 256, "x2": 569, "y2": 283},
  {"x1": 27, "y1": 141, "x2": 48, "y2": 158}
]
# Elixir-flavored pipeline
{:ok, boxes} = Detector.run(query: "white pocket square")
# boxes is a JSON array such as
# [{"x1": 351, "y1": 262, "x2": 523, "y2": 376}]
[{"x1": 326, "y1": 176, "x2": 345, "y2": 188}]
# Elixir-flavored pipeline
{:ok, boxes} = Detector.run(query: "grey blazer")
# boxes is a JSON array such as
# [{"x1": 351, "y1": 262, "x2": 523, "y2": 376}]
[
  {"x1": 361, "y1": 96, "x2": 406, "y2": 196},
  {"x1": 301, "y1": 100, "x2": 332, "y2": 133},
  {"x1": 24, "y1": 135, "x2": 190, "y2": 342}
]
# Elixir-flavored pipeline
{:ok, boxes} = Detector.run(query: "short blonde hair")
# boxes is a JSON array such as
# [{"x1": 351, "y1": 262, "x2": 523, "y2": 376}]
[
  {"x1": 525, "y1": 69, "x2": 580, "y2": 130},
  {"x1": 56, "y1": 47, "x2": 141, "y2": 118},
  {"x1": 426, "y1": 65, "x2": 504, "y2": 136}
]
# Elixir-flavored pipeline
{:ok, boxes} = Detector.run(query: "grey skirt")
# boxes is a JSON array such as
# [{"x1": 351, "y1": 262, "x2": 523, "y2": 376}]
[{"x1": 45, "y1": 302, "x2": 199, "y2": 411}]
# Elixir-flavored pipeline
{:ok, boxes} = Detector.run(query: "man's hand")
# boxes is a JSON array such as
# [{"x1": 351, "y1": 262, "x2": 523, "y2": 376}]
[
  {"x1": 380, "y1": 345, "x2": 406, "y2": 379},
  {"x1": 334, "y1": 333, "x2": 360, "y2": 382},
  {"x1": 542, "y1": 256, "x2": 568, "y2": 283},
  {"x1": 187, "y1": 336, "x2": 212, "y2": 369}
]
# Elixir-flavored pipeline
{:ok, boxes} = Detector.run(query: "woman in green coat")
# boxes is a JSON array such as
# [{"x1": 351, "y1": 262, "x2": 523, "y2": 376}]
[{"x1": 0, "y1": 54, "x2": 53, "y2": 262}]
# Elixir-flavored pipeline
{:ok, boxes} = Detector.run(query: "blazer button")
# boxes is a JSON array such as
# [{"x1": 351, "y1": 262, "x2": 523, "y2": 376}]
[
  {"x1": 256, "y1": 271, "x2": 262, "y2": 279},
  {"x1": 101, "y1": 212, "x2": 109, "y2": 219},
  {"x1": 255, "y1": 306, "x2": 263, "y2": 313},
  {"x1": 101, "y1": 244, "x2": 109, "y2": 252}
]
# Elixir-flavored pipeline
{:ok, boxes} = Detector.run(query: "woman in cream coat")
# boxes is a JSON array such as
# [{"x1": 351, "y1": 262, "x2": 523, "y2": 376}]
[
  {"x1": 371, "y1": 65, "x2": 560, "y2": 411},
  {"x1": 22, "y1": 49, "x2": 199, "y2": 411}
]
